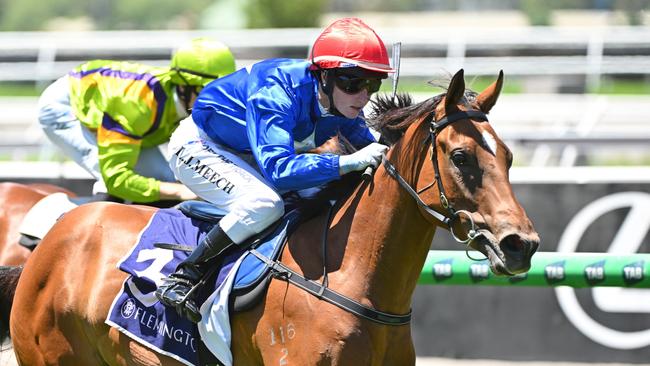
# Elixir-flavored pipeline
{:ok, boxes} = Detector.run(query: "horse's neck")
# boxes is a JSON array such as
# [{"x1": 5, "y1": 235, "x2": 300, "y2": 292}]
[{"x1": 334, "y1": 170, "x2": 436, "y2": 314}]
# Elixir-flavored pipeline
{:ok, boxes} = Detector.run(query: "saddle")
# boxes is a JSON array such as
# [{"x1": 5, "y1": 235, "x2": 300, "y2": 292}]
[{"x1": 176, "y1": 200, "x2": 301, "y2": 313}]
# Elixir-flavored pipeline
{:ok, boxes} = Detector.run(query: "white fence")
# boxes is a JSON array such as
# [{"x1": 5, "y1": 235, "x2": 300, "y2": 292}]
[
  {"x1": 1, "y1": 93, "x2": 648, "y2": 167},
  {"x1": 1, "y1": 26, "x2": 649, "y2": 86},
  {"x1": 0, "y1": 26, "x2": 649, "y2": 167}
]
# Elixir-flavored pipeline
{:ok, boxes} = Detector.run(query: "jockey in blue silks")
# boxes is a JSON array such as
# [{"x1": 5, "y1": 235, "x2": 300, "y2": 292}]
[{"x1": 156, "y1": 17, "x2": 395, "y2": 323}]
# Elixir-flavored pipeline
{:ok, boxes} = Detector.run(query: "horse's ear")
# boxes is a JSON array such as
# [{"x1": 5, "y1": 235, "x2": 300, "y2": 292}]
[
  {"x1": 445, "y1": 69, "x2": 465, "y2": 111},
  {"x1": 476, "y1": 70, "x2": 504, "y2": 114}
]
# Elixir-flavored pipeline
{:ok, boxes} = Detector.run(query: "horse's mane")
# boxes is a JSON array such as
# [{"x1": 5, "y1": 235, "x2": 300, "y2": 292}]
[
  {"x1": 363, "y1": 87, "x2": 478, "y2": 182},
  {"x1": 366, "y1": 89, "x2": 478, "y2": 146}
]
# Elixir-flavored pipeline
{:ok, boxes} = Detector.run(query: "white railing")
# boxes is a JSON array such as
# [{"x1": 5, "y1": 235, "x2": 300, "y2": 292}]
[
  {"x1": 1, "y1": 93, "x2": 648, "y2": 166},
  {"x1": 0, "y1": 26, "x2": 649, "y2": 85},
  {"x1": 1, "y1": 26, "x2": 649, "y2": 167},
  {"x1": 2, "y1": 161, "x2": 650, "y2": 185}
]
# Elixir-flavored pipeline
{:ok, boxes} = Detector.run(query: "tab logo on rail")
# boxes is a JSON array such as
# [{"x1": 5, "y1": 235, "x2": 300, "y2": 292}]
[{"x1": 555, "y1": 191, "x2": 650, "y2": 350}]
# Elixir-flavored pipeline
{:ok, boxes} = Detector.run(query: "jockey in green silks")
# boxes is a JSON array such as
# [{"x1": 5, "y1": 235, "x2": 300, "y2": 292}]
[{"x1": 38, "y1": 38, "x2": 236, "y2": 203}]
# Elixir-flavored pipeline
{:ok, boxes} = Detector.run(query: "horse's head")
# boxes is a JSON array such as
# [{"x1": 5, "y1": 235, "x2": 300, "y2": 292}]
[{"x1": 371, "y1": 69, "x2": 539, "y2": 276}]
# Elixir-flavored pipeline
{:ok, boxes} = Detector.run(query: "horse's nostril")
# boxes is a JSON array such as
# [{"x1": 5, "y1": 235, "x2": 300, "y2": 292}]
[{"x1": 501, "y1": 234, "x2": 524, "y2": 254}]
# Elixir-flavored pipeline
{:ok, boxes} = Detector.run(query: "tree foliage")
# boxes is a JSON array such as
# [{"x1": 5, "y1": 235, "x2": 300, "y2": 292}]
[
  {"x1": 1, "y1": 0, "x2": 647, "y2": 31},
  {"x1": 110, "y1": 0, "x2": 211, "y2": 29},
  {"x1": 0, "y1": 0, "x2": 211, "y2": 30},
  {"x1": 244, "y1": 0, "x2": 327, "y2": 28},
  {"x1": 1, "y1": 0, "x2": 84, "y2": 31},
  {"x1": 614, "y1": 0, "x2": 650, "y2": 25},
  {"x1": 520, "y1": 0, "x2": 553, "y2": 26}
]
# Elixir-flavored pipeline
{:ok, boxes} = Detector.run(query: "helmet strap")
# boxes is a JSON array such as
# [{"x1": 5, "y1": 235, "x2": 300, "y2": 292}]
[
  {"x1": 173, "y1": 69, "x2": 199, "y2": 112},
  {"x1": 314, "y1": 69, "x2": 343, "y2": 117},
  {"x1": 176, "y1": 85, "x2": 195, "y2": 113}
]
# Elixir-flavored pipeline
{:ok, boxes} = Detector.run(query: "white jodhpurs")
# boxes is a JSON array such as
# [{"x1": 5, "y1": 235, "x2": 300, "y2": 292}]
[
  {"x1": 168, "y1": 117, "x2": 284, "y2": 244},
  {"x1": 38, "y1": 76, "x2": 103, "y2": 182},
  {"x1": 38, "y1": 76, "x2": 177, "y2": 194}
]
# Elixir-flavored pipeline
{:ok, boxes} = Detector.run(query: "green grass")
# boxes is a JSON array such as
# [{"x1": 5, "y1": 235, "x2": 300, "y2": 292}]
[
  {"x1": 0, "y1": 152, "x2": 68, "y2": 162},
  {"x1": 382, "y1": 76, "x2": 650, "y2": 95},
  {"x1": 592, "y1": 78, "x2": 650, "y2": 95},
  {"x1": 1, "y1": 78, "x2": 650, "y2": 96},
  {"x1": 588, "y1": 154, "x2": 650, "y2": 166},
  {"x1": 0, "y1": 82, "x2": 41, "y2": 96}
]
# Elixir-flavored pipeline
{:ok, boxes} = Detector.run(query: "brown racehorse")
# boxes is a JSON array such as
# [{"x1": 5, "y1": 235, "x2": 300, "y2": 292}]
[
  {"x1": 0, "y1": 182, "x2": 75, "y2": 266},
  {"x1": 1, "y1": 70, "x2": 539, "y2": 365}
]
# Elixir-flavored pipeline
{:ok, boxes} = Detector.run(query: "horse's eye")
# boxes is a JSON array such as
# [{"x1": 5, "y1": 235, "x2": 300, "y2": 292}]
[{"x1": 451, "y1": 151, "x2": 468, "y2": 167}]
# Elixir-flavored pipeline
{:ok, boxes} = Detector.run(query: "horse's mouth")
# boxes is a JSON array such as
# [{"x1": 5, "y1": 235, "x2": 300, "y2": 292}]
[
  {"x1": 482, "y1": 241, "x2": 514, "y2": 276},
  {"x1": 473, "y1": 230, "x2": 536, "y2": 276}
]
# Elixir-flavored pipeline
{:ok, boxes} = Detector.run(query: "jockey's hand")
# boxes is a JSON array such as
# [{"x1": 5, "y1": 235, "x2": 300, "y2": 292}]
[
  {"x1": 339, "y1": 143, "x2": 389, "y2": 175},
  {"x1": 159, "y1": 182, "x2": 198, "y2": 201}
]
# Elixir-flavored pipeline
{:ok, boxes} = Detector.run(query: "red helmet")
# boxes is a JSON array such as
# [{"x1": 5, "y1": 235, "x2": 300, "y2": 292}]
[{"x1": 310, "y1": 18, "x2": 395, "y2": 74}]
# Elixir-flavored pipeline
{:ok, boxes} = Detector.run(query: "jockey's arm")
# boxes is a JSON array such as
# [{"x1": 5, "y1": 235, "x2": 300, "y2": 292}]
[
  {"x1": 246, "y1": 85, "x2": 341, "y2": 191},
  {"x1": 158, "y1": 182, "x2": 198, "y2": 201},
  {"x1": 96, "y1": 123, "x2": 166, "y2": 203},
  {"x1": 97, "y1": 133, "x2": 198, "y2": 202},
  {"x1": 338, "y1": 115, "x2": 377, "y2": 149},
  {"x1": 97, "y1": 142, "x2": 158, "y2": 202}
]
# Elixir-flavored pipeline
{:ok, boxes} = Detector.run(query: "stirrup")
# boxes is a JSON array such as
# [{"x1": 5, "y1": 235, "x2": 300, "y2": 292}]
[
  {"x1": 175, "y1": 299, "x2": 202, "y2": 323},
  {"x1": 156, "y1": 278, "x2": 192, "y2": 304},
  {"x1": 156, "y1": 278, "x2": 203, "y2": 323}
]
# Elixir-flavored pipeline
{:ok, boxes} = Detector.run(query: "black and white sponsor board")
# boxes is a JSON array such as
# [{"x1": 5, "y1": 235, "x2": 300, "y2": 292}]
[{"x1": 412, "y1": 178, "x2": 649, "y2": 363}]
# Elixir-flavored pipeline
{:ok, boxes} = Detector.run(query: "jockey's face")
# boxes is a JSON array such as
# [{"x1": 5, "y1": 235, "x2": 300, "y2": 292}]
[
  {"x1": 318, "y1": 68, "x2": 384, "y2": 119},
  {"x1": 321, "y1": 68, "x2": 383, "y2": 119},
  {"x1": 331, "y1": 82, "x2": 371, "y2": 119}
]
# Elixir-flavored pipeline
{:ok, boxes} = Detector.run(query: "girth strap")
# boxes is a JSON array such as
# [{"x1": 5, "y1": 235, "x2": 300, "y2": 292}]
[{"x1": 249, "y1": 249, "x2": 412, "y2": 326}]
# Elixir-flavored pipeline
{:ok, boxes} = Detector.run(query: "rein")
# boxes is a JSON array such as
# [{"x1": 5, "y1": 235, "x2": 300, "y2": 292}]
[{"x1": 251, "y1": 196, "x2": 412, "y2": 326}]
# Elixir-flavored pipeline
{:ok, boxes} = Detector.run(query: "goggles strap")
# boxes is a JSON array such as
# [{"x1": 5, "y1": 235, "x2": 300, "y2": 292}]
[
  {"x1": 313, "y1": 69, "x2": 344, "y2": 117},
  {"x1": 172, "y1": 67, "x2": 220, "y2": 80}
]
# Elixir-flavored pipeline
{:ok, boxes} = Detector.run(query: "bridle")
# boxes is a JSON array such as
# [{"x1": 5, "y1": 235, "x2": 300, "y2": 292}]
[
  {"x1": 382, "y1": 108, "x2": 489, "y2": 244},
  {"x1": 254, "y1": 106, "x2": 493, "y2": 327}
]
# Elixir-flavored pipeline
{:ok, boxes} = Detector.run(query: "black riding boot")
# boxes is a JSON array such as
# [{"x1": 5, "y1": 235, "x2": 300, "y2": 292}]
[{"x1": 155, "y1": 225, "x2": 234, "y2": 323}]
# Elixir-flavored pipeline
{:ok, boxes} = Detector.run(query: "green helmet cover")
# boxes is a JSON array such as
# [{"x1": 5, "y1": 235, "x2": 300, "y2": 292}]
[{"x1": 170, "y1": 37, "x2": 236, "y2": 87}]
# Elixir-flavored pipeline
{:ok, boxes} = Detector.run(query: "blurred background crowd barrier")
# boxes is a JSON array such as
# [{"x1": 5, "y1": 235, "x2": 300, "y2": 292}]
[{"x1": 0, "y1": 24, "x2": 648, "y2": 173}]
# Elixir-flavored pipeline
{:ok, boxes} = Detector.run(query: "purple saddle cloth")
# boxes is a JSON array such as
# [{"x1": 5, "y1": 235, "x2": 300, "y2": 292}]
[{"x1": 106, "y1": 208, "x2": 297, "y2": 366}]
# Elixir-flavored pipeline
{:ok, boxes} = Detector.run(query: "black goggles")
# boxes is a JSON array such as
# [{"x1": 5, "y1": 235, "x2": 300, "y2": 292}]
[{"x1": 334, "y1": 74, "x2": 382, "y2": 95}]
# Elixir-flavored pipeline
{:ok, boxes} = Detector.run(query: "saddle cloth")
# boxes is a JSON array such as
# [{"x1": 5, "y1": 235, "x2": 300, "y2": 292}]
[{"x1": 106, "y1": 208, "x2": 299, "y2": 366}]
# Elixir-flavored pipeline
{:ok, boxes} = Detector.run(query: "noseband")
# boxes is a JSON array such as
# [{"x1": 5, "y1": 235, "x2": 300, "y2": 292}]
[{"x1": 382, "y1": 109, "x2": 489, "y2": 244}]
